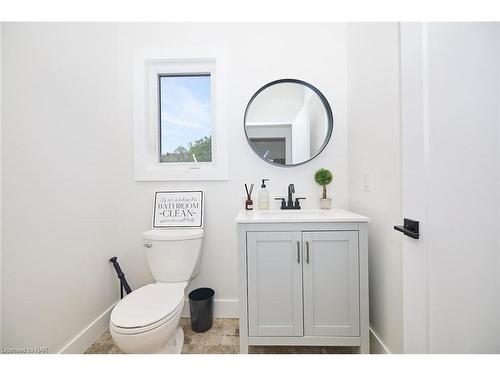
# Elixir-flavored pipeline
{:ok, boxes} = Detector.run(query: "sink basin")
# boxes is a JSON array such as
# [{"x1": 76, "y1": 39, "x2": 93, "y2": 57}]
[
  {"x1": 260, "y1": 209, "x2": 328, "y2": 215},
  {"x1": 235, "y1": 208, "x2": 370, "y2": 223}
]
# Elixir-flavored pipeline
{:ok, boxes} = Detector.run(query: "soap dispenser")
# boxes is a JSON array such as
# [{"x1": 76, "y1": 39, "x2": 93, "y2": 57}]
[{"x1": 258, "y1": 179, "x2": 270, "y2": 210}]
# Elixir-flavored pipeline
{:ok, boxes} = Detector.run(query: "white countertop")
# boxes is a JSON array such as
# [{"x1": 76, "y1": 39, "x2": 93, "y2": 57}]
[{"x1": 235, "y1": 208, "x2": 370, "y2": 224}]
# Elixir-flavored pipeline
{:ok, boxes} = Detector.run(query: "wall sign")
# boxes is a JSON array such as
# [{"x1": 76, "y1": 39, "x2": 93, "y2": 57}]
[{"x1": 153, "y1": 191, "x2": 204, "y2": 228}]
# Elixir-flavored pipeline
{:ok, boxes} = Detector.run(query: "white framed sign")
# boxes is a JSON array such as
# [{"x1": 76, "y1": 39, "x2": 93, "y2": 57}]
[{"x1": 153, "y1": 191, "x2": 204, "y2": 228}]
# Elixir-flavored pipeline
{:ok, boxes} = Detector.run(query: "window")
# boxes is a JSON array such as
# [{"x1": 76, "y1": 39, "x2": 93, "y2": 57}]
[
  {"x1": 133, "y1": 50, "x2": 228, "y2": 181},
  {"x1": 159, "y1": 74, "x2": 212, "y2": 163}
]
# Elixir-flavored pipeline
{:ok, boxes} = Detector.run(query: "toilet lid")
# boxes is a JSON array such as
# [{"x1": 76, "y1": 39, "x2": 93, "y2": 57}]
[
  {"x1": 111, "y1": 283, "x2": 185, "y2": 328},
  {"x1": 143, "y1": 228, "x2": 204, "y2": 241}
]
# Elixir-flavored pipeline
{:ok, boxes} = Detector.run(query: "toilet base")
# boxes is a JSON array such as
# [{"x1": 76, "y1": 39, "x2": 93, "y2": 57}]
[{"x1": 156, "y1": 326, "x2": 184, "y2": 354}]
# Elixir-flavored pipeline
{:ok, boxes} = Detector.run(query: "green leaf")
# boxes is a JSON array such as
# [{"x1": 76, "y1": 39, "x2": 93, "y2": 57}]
[{"x1": 314, "y1": 168, "x2": 333, "y2": 186}]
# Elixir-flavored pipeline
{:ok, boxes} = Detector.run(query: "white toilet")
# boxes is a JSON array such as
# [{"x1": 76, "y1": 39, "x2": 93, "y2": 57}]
[{"x1": 109, "y1": 228, "x2": 204, "y2": 354}]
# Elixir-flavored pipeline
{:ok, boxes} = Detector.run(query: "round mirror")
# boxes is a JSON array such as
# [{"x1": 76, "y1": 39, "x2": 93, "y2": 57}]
[{"x1": 244, "y1": 79, "x2": 333, "y2": 167}]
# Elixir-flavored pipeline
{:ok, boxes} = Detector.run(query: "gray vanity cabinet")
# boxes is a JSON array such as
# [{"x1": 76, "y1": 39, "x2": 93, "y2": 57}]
[
  {"x1": 302, "y1": 231, "x2": 359, "y2": 337},
  {"x1": 247, "y1": 231, "x2": 303, "y2": 337},
  {"x1": 236, "y1": 209, "x2": 370, "y2": 354}
]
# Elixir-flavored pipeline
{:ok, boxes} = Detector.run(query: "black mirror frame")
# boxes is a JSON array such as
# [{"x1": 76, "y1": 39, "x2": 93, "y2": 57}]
[{"x1": 243, "y1": 78, "x2": 334, "y2": 167}]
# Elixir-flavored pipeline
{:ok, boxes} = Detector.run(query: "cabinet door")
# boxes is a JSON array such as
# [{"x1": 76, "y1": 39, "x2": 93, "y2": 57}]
[
  {"x1": 247, "y1": 231, "x2": 303, "y2": 336},
  {"x1": 303, "y1": 231, "x2": 359, "y2": 336}
]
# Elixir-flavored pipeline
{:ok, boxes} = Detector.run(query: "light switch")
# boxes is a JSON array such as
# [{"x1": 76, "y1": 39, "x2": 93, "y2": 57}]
[{"x1": 362, "y1": 173, "x2": 370, "y2": 192}]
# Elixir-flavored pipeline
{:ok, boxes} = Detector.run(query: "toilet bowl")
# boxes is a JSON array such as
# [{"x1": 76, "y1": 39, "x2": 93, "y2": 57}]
[
  {"x1": 110, "y1": 282, "x2": 186, "y2": 353},
  {"x1": 110, "y1": 228, "x2": 204, "y2": 354}
]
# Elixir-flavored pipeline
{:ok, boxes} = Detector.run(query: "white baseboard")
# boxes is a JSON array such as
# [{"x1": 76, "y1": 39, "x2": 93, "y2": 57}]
[
  {"x1": 369, "y1": 328, "x2": 392, "y2": 354},
  {"x1": 182, "y1": 298, "x2": 239, "y2": 319},
  {"x1": 59, "y1": 303, "x2": 117, "y2": 354}
]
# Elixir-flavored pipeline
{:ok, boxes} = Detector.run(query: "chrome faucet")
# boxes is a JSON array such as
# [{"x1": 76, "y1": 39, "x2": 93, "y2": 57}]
[{"x1": 274, "y1": 184, "x2": 306, "y2": 210}]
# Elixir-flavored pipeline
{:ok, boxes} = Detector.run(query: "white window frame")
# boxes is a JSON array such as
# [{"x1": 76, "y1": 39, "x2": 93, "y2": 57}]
[{"x1": 133, "y1": 47, "x2": 228, "y2": 181}]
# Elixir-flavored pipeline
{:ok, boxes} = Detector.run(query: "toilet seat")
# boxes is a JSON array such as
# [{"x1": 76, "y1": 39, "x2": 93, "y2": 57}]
[
  {"x1": 110, "y1": 282, "x2": 186, "y2": 335},
  {"x1": 110, "y1": 301, "x2": 184, "y2": 335}
]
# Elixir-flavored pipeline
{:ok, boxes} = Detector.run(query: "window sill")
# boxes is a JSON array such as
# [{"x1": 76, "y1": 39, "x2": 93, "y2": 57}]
[{"x1": 134, "y1": 163, "x2": 228, "y2": 181}]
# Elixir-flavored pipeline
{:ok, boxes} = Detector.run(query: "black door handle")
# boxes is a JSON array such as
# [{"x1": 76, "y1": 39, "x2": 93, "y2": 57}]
[{"x1": 394, "y1": 218, "x2": 419, "y2": 239}]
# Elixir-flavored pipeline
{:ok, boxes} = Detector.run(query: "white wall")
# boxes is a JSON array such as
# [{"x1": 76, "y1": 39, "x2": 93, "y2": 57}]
[
  {"x1": 1, "y1": 23, "x2": 349, "y2": 353},
  {"x1": 346, "y1": 23, "x2": 403, "y2": 353}
]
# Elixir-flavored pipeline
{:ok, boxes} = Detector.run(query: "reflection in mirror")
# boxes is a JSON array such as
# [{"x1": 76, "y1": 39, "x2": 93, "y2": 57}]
[{"x1": 244, "y1": 79, "x2": 333, "y2": 166}]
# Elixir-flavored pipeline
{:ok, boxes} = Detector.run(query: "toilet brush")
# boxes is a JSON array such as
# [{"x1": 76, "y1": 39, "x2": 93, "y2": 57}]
[{"x1": 109, "y1": 257, "x2": 132, "y2": 299}]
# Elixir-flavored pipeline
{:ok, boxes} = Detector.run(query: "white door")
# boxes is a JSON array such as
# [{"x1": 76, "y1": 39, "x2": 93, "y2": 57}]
[
  {"x1": 302, "y1": 231, "x2": 360, "y2": 337},
  {"x1": 247, "y1": 231, "x2": 303, "y2": 336},
  {"x1": 400, "y1": 23, "x2": 500, "y2": 353}
]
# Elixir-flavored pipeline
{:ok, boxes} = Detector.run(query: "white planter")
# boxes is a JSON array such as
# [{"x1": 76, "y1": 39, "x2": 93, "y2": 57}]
[{"x1": 319, "y1": 198, "x2": 332, "y2": 209}]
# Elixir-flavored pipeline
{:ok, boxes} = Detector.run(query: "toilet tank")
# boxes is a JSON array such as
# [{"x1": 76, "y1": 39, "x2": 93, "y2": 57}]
[{"x1": 142, "y1": 229, "x2": 204, "y2": 282}]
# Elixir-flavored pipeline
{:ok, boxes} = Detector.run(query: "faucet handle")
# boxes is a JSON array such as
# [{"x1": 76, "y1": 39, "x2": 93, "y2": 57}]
[
  {"x1": 294, "y1": 197, "x2": 306, "y2": 209},
  {"x1": 274, "y1": 197, "x2": 286, "y2": 209}
]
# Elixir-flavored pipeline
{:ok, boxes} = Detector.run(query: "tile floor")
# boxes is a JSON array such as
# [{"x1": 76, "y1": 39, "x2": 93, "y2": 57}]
[{"x1": 85, "y1": 318, "x2": 359, "y2": 354}]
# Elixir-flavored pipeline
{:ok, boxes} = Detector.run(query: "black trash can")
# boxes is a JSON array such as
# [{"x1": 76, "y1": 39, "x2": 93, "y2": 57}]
[{"x1": 188, "y1": 287, "x2": 215, "y2": 333}]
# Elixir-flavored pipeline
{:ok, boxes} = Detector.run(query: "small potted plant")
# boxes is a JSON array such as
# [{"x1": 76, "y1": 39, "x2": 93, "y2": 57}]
[{"x1": 314, "y1": 168, "x2": 333, "y2": 209}]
